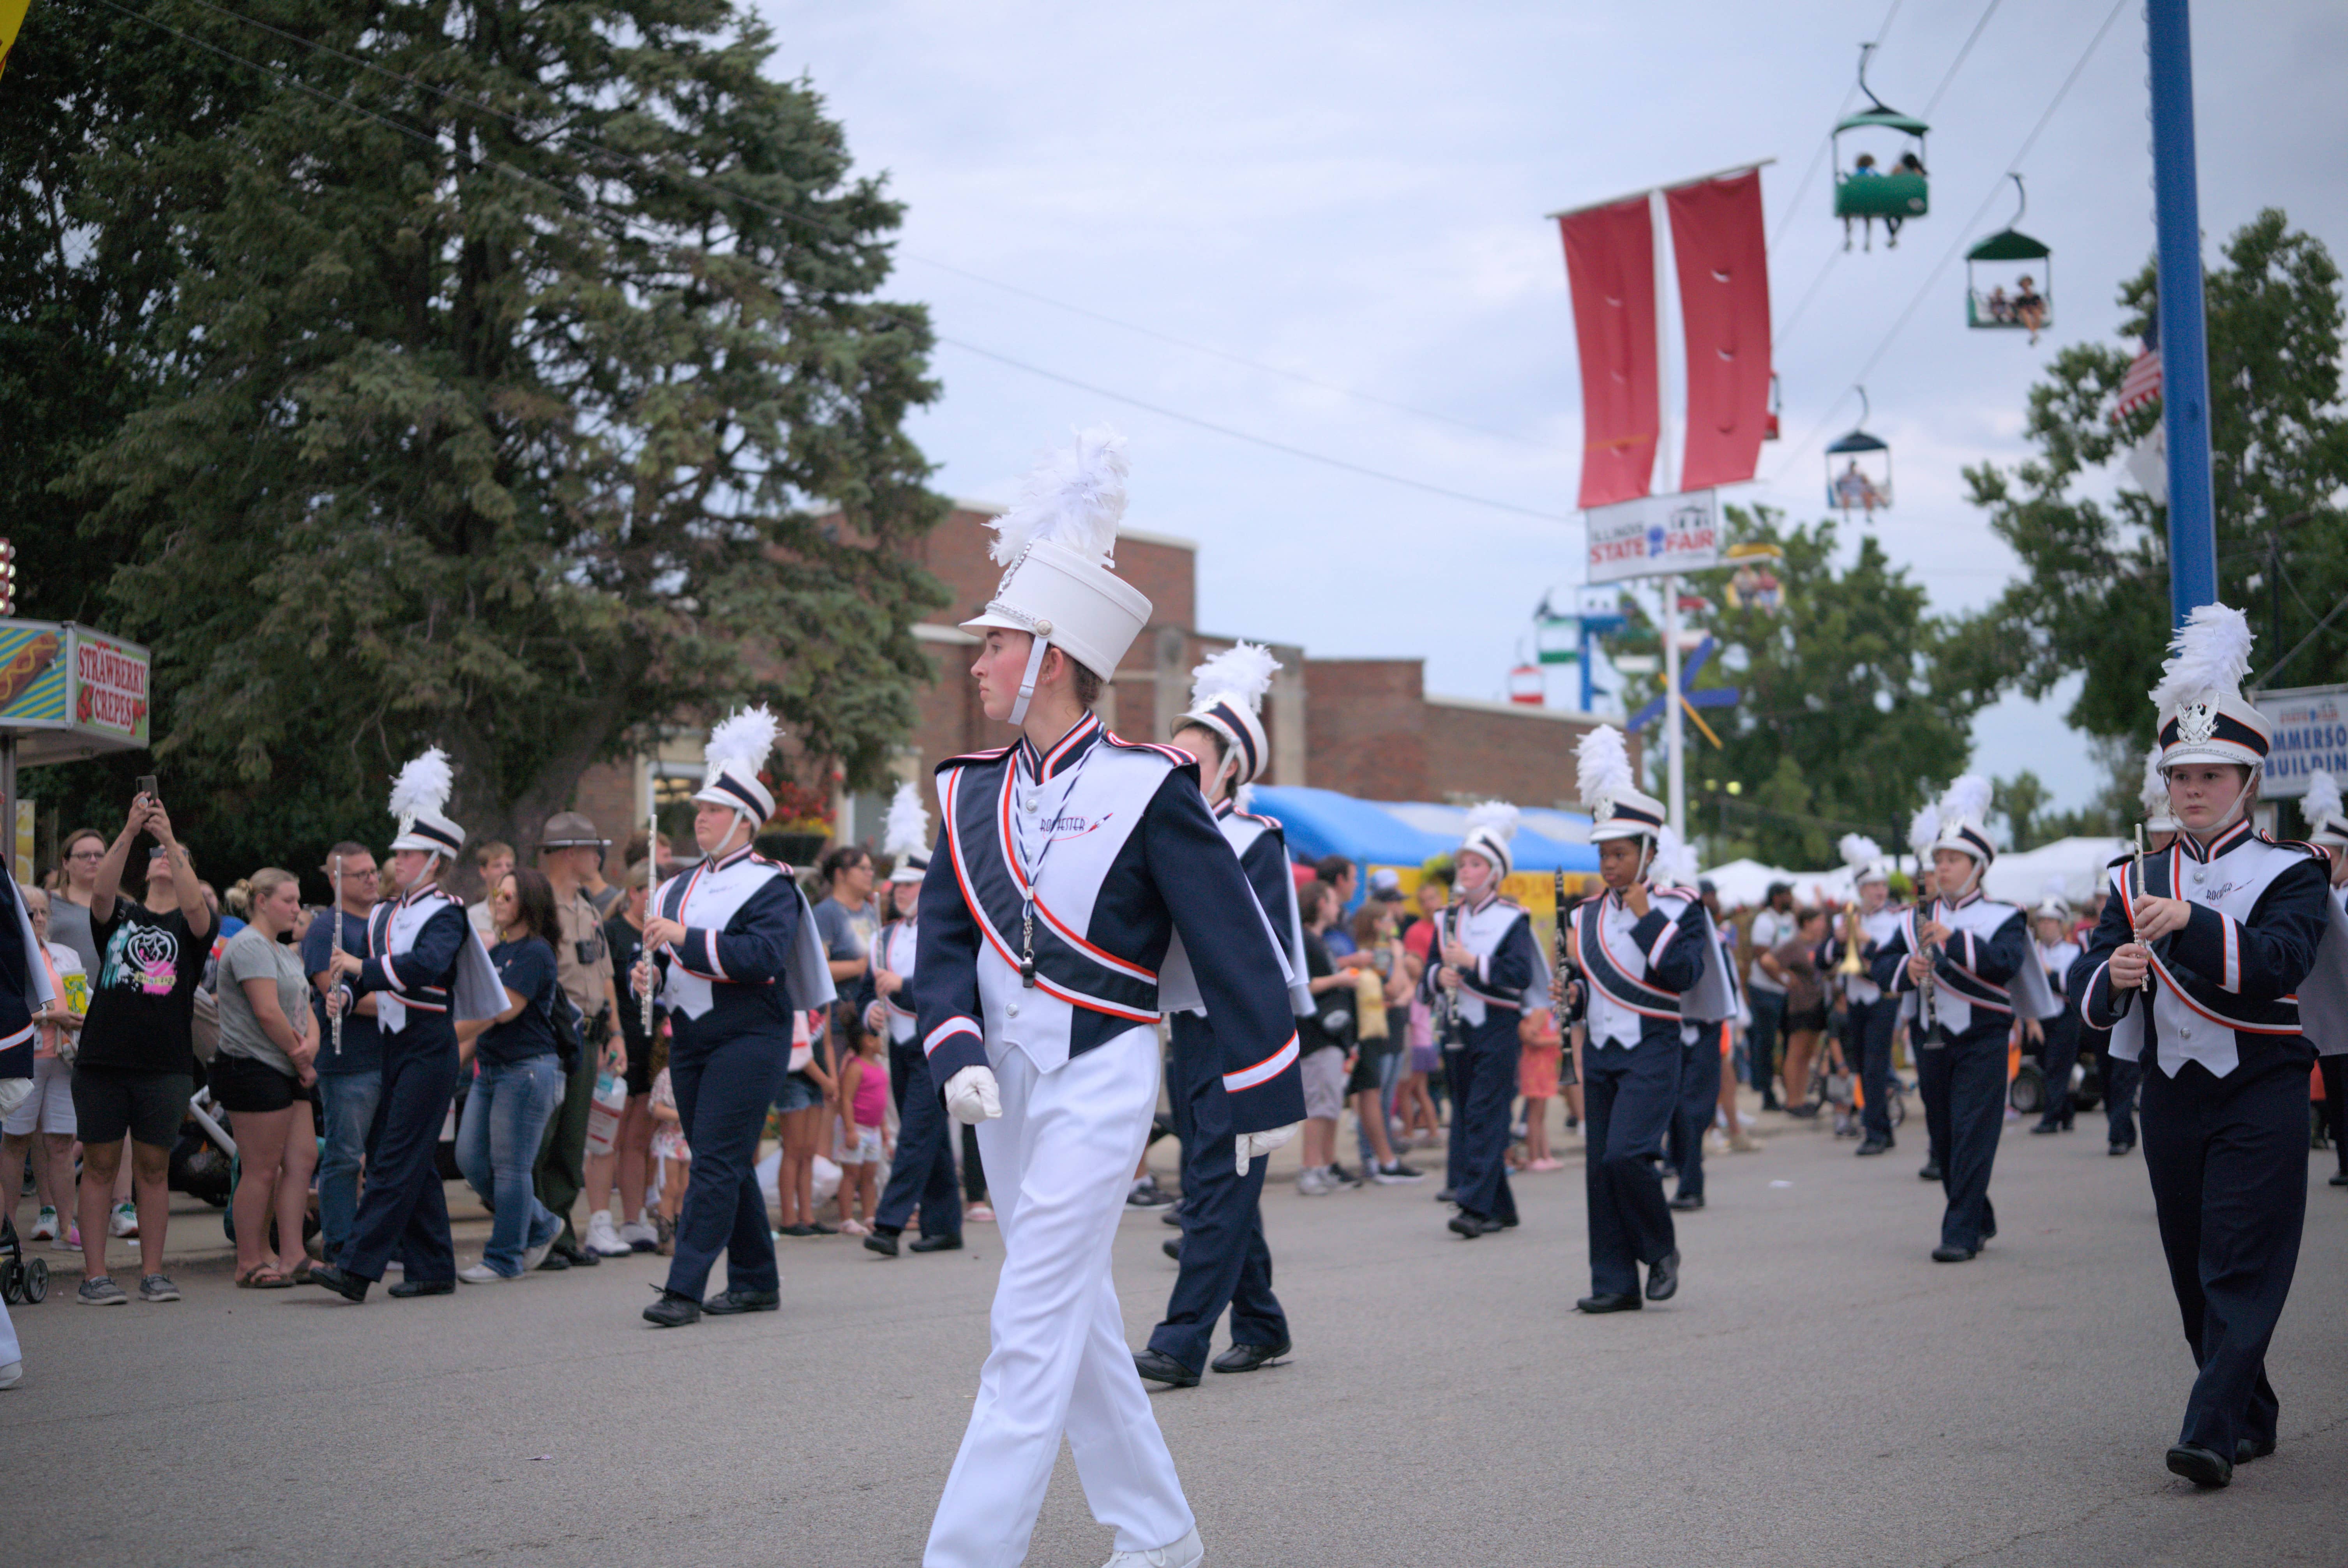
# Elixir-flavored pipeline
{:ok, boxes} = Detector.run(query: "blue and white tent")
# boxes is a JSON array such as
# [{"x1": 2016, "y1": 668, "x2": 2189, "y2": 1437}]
[{"x1": 1248, "y1": 786, "x2": 1600, "y2": 881}]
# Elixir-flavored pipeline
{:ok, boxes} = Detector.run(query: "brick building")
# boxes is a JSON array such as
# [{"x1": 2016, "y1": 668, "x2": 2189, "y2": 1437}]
[{"x1": 563, "y1": 503, "x2": 1621, "y2": 857}]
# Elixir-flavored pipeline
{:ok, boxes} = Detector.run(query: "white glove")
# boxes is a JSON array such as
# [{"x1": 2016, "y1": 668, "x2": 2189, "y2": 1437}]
[
  {"x1": 943, "y1": 1065, "x2": 1002, "y2": 1126},
  {"x1": 1234, "y1": 1121, "x2": 1300, "y2": 1174}
]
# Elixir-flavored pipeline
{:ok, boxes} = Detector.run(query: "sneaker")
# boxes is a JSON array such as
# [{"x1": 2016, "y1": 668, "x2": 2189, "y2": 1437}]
[
  {"x1": 841, "y1": 1218, "x2": 870, "y2": 1237},
  {"x1": 1326, "y1": 1163, "x2": 1363, "y2": 1189},
  {"x1": 1125, "y1": 1178, "x2": 1174, "y2": 1210},
  {"x1": 28, "y1": 1205, "x2": 58, "y2": 1242},
  {"x1": 109, "y1": 1201, "x2": 138, "y2": 1238},
  {"x1": 458, "y1": 1263, "x2": 517, "y2": 1284},
  {"x1": 965, "y1": 1202, "x2": 995, "y2": 1223},
  {"x1": 1102, "y1": 1526, "x2": 1205, "y2": 1568},
  {"x1": 0, "y1": 1360, "x2": 21, "y2": 1390},
  {"x1": 60, "y1": 1222, "x2": 81, "y2": 1251},
  {"x1": 617, "y1": 1218, "x2": 660, "y2": 1252},
  {"x1": 583, "y1": 1211, "x2": 632, "y2": 1258},
  {"x1": 1371, "y1": 1161, "x2": 1426, "y2": 1184},
  {"x1": 138, "y1": 1274, "x2": 181, "y2": 1303},
  {"x1": 1295, "y1": 1167, "x2": 1331, "y2": 1196},
  {"x1": 78, "y1": 1275, "x2": 128, "y2": 1306}
]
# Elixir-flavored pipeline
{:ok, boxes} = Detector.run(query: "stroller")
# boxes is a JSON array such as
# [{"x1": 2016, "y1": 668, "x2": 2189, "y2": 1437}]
[{"x1": 0, "y1": 1213, "x2": 48, "y2": 1305}]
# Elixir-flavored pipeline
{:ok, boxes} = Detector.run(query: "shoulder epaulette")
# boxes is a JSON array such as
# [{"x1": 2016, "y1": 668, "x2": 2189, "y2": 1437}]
[
  {"x1": 1102, "y1": 733, "x2": 1194, "y2": 766},
  {"x1": 934, "y1": 743, "x2": 1015, "y2": 773},
  {"x1": 2260, "y1": 832, "x2": 2328, "y2": 863}
]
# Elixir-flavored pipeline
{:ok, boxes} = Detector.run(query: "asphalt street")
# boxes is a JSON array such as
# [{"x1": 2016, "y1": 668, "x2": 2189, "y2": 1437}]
[{"x1": 7, "y1": 1108, "x2": 2345, "y2": 1568}]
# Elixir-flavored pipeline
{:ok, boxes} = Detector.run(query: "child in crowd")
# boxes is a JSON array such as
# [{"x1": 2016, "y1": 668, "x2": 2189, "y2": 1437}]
[
  {"x1": 648, "y1": 1054, "x2": 688, "y2": 1257},
  {"x1": 832, "y1": 1024, "x2": 889, "y2": 1236},
  {"x1": 1515, "y1": 1008, "x2": 1564, "y2": 1171}
]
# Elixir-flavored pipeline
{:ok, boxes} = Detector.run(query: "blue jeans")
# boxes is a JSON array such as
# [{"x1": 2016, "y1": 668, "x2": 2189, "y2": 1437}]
[
  {"x1": 455, "y1": 1055, "x2": 565, "y2": 1276},
  {"x1": 315, "y1": 1071, "x2": 384, "y2": 1266}
]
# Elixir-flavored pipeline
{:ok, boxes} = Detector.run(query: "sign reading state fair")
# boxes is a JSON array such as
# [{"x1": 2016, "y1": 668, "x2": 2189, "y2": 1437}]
[
  {"x1": 2255, "y1": 683, "x2": 2348, "y2": 800},
  {"x1": 1585, "y1": 491, "x2": 1722, "y2": 584}
]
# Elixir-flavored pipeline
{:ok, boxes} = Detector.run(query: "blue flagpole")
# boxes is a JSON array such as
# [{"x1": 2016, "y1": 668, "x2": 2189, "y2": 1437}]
[{"x1": 2146, "y1": 0, "x2": 2218, "y2": 627}]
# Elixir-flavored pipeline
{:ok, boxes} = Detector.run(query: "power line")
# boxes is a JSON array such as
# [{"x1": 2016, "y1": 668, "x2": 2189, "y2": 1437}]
[
  {"x1": 1769, "y1": 0, "x2": 2132, "y2": 482},
  {"x1": 1922, "y1": 0, "x2": 2005, "y2": 117}
]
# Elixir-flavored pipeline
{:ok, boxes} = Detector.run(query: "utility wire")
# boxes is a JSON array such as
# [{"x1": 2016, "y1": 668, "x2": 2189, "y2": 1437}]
[
  {"x1": 1921, "y1": 0, "x2": 2005, "y2": 116},
  {"x1": 88, "y1": 0, "x2": 1576, "y2": 523},
  {"x1": 1767, "y1": 0, "x2": 1907, "y2": 255}
]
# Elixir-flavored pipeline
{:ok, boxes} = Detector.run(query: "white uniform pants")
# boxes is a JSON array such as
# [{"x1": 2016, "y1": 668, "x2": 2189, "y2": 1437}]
[{"x1": 924, "y1": 1026, "x2": 1193, "y2": 1568}]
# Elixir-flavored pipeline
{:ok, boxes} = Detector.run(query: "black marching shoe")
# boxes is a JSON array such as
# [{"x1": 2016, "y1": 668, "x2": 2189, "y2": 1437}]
[
  {"x1": 1448, "y1": 1212, "x2": 1504, "y2": 1238},
  {"x1": 388, "y1": 1277, "x2": 454, "y2": 1298},
  {"x1": 1132, "y1": 1347, "x2": 1200, "y2": 1388},
  {"x1": 2234, "y1": 1436, "x2": 2276, "y2": 1464},
  {"x1": 1918, "y1": 1159, "x2": 1943, "y2": 1182},
  {"x1": 2166, "y1": 1444, "x2": 2232, "y2": 1489},
  {"x1": 1575, "y1": 1291, "x2": 1642, "y2": 1314},
  {"x1": 909, "y1": 1234, "x2": 963, "y2": 1254},
  {"x1": 2029, "y1": 1121, "x2": 2064, "y2": 1135},
  {"x1": 304, "y1": 1263, "x2": 370, "y2": 1303},
  {"x1": 553, "y1": 1241, "x2": 600, "y2": 1268},
  {"x1": 1645, "y1": 1249, "x2": 1681, "y2": 1301},
  {"x1": 1434, "y1": 1187, "x2": 1456, "y2": 1204},
  {"x1": 1669, "y1": 1192, "x2": 1705, "y2": 1211},
  {"x1": 536, "y1": 1250, "x2": 572, "y2": 1272},
  {"x1": 863, "y1": 1229, "x2": 900, "y2": 1258},
  {"x1": 2109, "y1": 1138, "x2": 2136, "y2": 1158},
  {"x1": 1931, "y1": 1243, "x2": 1977, "y2": 1263},
  {"x1": 643, "y1": 1287, "x2": 701, "y2": 1328},
  {"x1": 2331, "y1": 1168, "x2": 2348, "y2": 1186},
  {"x1": 703, "y1": 1287, "x2": 780, "y2": 1316},
  {"x1": 1855, "y1": 1138, "x2": 1892, "y2": 1157},
  {"x1": 1160, "y1": 1206, "x2": 1185, "y2": 1227},
  {"x1": 1162, "y1": 1238, "x2": 1182, "y2": 1261},
  {"x1": 1211, "y1": 1338, "x2": 1290, "y2": 1374}
]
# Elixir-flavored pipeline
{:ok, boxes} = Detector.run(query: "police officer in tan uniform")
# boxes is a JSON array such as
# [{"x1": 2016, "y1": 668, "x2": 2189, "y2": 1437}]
[{"x1": 531, "y1": 810, "x2": 623, "y2": 1268}]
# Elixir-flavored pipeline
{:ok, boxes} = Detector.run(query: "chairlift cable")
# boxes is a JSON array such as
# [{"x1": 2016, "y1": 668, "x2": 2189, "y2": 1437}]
[{"x1": 1769, "y1": 0, "x2": 1908, "y2": 255}]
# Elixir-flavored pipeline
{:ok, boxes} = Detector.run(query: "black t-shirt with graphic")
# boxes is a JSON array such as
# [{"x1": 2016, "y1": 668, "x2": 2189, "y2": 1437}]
[{"x1": 75, "y1": 900, "x2": 208, "y2": 1075}]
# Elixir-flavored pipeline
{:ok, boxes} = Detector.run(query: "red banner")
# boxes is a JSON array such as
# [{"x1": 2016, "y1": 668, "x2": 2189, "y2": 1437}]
[
  {"x1": 1559, "y1": 198, "x2": 1659, "y2": 510},
  {"x1": 1666, "y1": 170, "x2": 1771, "y2": 492}
]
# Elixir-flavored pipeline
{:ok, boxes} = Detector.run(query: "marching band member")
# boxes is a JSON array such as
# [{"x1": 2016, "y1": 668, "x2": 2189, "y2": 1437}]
[
  {"x1": 311, "y1": 750, "x2": 504, "y2": 1302},
  {"x1": 2302, "y1": 769, "x2": 2348, "y2": 1187},
  {"x1": 1422, "y1": 801, "x2": 1542, "y2": 1240},
  {"x1": 864, "y1": 782, "x2": 964, "y2": 1257},
  {"x1": 1563, "y1": 728, "x2": 1725, "y2": 1311},
  {"x1": 1901, "y1": 806, "x2": 1947, "y2": 1183},
  {"x1": 2098, "y1": 745, "x2": 2184, "y2": 1157},
  {"x1": 1823, "y1": 837, "x2": 1902, "y2": 1157},
  {"x1": 2078, "y1": 606, "x2": 2348, "y2": 1487},
  {"x1": 1134, "y1": 642, "x2": 1315, "y2": 1388},
  {"x1": 912, "y1": 428, "x2": 1303, "y2": 1568},
  {"x1": 1871, "y1": 776, "x2": 2060, "y2": 1263},
  {"x1": 1661, "y1": 835, "x2": 1734, "y2": 1210},
  {"x1": 2027, "y1": 886, "x2": 2085, "y2": 1134},
  {"x1": 635, "y1": 708, "x2": 835, "y2": 1327}
]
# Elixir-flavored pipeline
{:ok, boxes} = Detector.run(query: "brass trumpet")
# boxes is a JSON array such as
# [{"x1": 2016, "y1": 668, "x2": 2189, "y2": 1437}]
[{"x1": 1838, "y1": 899, "x2": 1866, "y2": 978}]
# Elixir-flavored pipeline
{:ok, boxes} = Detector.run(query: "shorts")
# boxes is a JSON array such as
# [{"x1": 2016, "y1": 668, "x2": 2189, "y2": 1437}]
[
  {"x1": 1300, "y1": 1046, "x2": 1347, "y2": 1121},
  {"x1": 623, "y1": 1027, "x2": 653, "y2": 1097},
  {"x1": 209, "y1": 1051, "x2": 301, "y2": 1114},
  {"x1": 773, "y1": 1069, "x2": 823, "y2": 1115},
  {"x1": 1344, "y1": 1040, "x2": 1396, "y2": 1097},
  {"x1": 2, "y1": 1055, "x2": 76, "y2": 1137},
  {"x1": 1408, "y1": 1042, "x2": 1440, "y2": 1075},
  {"x1": 1518, "y1": 1042, "x2": 1562, "y2": 1100},
  {"x1": 1786, "y1": 1004, "x2": 1830, "y2": 1035},
  {"x1": 71, "y1": 1065, "x2": 194, "y2": 1148},
  {"x1": 835, "y1": 1124, "x2": 882, "y2": 1165}
]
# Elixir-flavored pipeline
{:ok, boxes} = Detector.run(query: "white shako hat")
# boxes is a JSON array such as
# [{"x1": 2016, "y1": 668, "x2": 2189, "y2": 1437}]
[
  {"x1": 1840, "y1": 833, "x2": 1889, "y2": 888},
  {"x1": 1177, "y1": 641, "x2": 1279, "y2": 786},
  {"x1": 2303, "y1": 769, "x2": 2348, "y2": 850},
  {"x1": 1458, "y1": 800, "x2": 1521, "y2": 880},
  {"x1": 1576, "y1": 724, "x2": 1666, "y2": 842},
  {"x1": 2151, "y1": 603, "x2": 2270, "y2": 773},
  {"x1": 1928, "y1": 775, "x2": 1996, "y2": 865},
  {"x1": 2139, "y1": 742, "x2": 2181, "y2": 834},
  {"x1": 387, "y1": 747, "x2": 465, "y2": 859},
  {"x1": 960, "y1": 426, "x2": 1153, "y2": 726},
  {"x1": 883, "y1": 780, "x2": 932, "y2": 883},
  {"x1": 694, "y1": 706, "x2": 781, "y2": 829},
  {"x1": 2032, "y1": 879, "x2": 2071, "y2": 924}
]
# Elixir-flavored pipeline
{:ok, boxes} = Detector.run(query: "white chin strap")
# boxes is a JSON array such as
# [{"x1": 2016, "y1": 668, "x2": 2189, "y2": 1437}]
[{"x1": 1008, "y1": 633, "x2": 1053, "y2": 727}]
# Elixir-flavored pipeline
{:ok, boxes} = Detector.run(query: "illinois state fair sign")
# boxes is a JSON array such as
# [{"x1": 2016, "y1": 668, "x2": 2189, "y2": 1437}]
[
  {"x1": 1586, "y1": 491, "x2": 1722, "y2": 584},
  {"x1": 2257, "y1": 683, "x2": 2348, "y2": 799}
]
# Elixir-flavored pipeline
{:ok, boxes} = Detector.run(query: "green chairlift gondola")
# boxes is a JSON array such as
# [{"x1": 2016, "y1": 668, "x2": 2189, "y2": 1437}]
[
  {"x1": 1832, "y1": 44, "x2": 1928, "y2": 251},
  {"x1": 1966, "y1": 175, "x2": 2052, "y2": 341},
  {"x1": 1825, "y1": 387, "x2": 1891, "y2": 517}
]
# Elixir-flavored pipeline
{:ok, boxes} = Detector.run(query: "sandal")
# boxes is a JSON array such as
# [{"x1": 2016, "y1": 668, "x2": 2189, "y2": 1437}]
[{"x1": 236, "y1": 1264, "x2": 293, "y2": 1289}]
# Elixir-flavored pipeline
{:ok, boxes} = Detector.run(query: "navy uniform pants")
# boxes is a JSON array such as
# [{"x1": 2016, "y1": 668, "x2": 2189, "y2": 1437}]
[
  {"x1": 1148, "y1": 1013, "x2": 1285, "y2": 1374},
  {"x1": 1912, "y1": 1018, "x2": 1948, "y2": 1171},
  {"x1": 1667, "y1": 1025, "x2": 1721, "y2": 1201},
  {"x1": 2139, "y1": 1042, "x2": 2313, "y2": 1458},
  {"x1": 1584, "y1": 1032, "x2": 1678, "y2": 1296},
  {"x1": 1441, "y1": 1038, "x2": 1467, "y2": 1192},
  {"x1": 875, "y1": 1037, "x2": 960, "y2": 1240},
  {"x1": 1915, "y1": 1020, "x2": 2007, "y2": 1251},
  {"x1": 342, "y1": 1024, "x2": 459, "y2": 1284},
  {"x1": 1847, "y1": 995, "x2": 1898, "y2": 1143},
  {"x1": 2096, "y1": 1031, "x2": 2141, "y2": 1147},
  {"x1": 2036, "y1": 1001, "x2": 2084, "y2": 1128},
  {"x1": 664, "y1": 1026, "x2": 787, "y2": 1300},
  {"x1": 1451, "y1": 1012, "x2": 1521, "y2": 1225},
  {"x1": 1745, "y1": 988, "x2": 1786, "y2": 1103}
]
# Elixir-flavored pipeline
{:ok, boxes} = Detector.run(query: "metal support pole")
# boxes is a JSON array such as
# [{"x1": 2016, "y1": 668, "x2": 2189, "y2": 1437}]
[
  {"x1": 0, "y1": 734, "x2": 16, "y2": 885},
  {"x1": 2147, "y1": 0, "x2": 2218, "y2": 626},
  {"x1": 1663, "y1": 575, "x2": 1685, "y2": 836}
]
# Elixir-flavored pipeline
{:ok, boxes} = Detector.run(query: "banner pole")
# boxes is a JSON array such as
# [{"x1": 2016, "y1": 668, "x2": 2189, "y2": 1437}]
[{"x1": 1663, "y1": 574, "x2": 1684, "y2": 836}]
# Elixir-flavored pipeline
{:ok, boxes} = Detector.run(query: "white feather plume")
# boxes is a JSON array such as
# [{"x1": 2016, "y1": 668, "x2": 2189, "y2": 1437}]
[
  {"x1": 1575, "y1": 726, "x2": 1636, "y2": 814},
  {"x1": 2305, "y1": 768, "x2": 2344, "y2": 830},
  {"x1": 1907, "y1": 801, "x2": 1940, "y2": 858},
  {"x1": 2150, "y1": 602, "x2": 2254, "y2": 713},
  {"x1": 1838, "y1": 833, "x2": 1882, "y2": 871},
  {"x1": 1654, "y1": 825, "x2": 1698, "y2": 888},
  {"x1": 1465, "y1": 800, "x2": 1520, "y2": 845},
  {"x1": 1936, "y1": 773, "x2": 1993, "y2": 830},
  {"x1": 882, "y1": 780, "x2": 930, "y2": 860},
  {"x1": 1188, "y1": 641, "x2": 1280, "y2": 714},
  {"x1": 704, "y1": 705, "x2": 781, "y2": 772},
  {"x1": 2139, "y1": 743, "x2": 2172, "y2": 816},
  {"x1": 986, "y1": 426, "x2": 1129, "y2": 568},
  {"x1": 388, "y1": 747, "x2": 453, "y2": 819}
]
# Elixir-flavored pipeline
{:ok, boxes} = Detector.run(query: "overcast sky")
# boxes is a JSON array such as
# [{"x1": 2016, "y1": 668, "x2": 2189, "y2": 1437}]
[{"x1": 764, "y1": 0, "x2": 2348, "y2": 814}]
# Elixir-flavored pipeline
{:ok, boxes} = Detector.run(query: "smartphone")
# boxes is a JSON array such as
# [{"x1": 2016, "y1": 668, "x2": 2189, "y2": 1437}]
[{"x1": 136, "y1": 775, "x2": 158, "y2": 801}]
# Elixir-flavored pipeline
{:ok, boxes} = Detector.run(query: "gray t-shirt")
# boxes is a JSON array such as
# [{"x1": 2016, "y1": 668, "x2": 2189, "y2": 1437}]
[
  {"x1": 48, "y1": 897, "x2": 101, "y2": 977},
  {"x1": 1746, "y1": 907, "x2": 1793, "y2": 994},
  {"x1": 215, "y1": 924, "x2": 310, "y2": 1075}
]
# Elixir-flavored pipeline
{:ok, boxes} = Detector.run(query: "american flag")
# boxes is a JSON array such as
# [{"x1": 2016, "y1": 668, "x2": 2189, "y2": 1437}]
[{"x1": 2113, "y1": 331, "x2": 2162, "y2": 422}]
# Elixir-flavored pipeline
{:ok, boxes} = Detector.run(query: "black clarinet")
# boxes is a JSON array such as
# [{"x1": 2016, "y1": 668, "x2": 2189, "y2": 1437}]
[
  {"x1": 1435, "y1": 901, "x2": 1467, "y2": 1049},
  {"x1": 1552, "y1": 870, "x2": 1587, "y2": 1029}
]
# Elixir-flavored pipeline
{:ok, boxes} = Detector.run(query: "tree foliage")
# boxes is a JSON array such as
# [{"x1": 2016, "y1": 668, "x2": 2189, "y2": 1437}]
[{"x1": 5, "y1": 0, "x2": 946, "y2": 871}]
